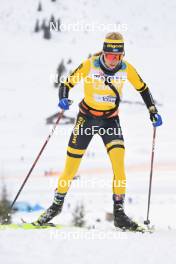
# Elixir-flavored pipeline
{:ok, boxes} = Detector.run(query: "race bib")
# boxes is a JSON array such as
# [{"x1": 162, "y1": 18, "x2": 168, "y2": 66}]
[{"x1": 93, "y1": 94, "x2": 116, "y2": 103}]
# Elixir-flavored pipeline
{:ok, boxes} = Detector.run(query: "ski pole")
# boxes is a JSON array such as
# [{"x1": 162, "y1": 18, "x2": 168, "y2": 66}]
[
  {"x1": 144, "y1": 127, "x2": 157, "y2": 225},
  {"x1": 10, "y1": 110, "x2": 64, "y2": 209}
]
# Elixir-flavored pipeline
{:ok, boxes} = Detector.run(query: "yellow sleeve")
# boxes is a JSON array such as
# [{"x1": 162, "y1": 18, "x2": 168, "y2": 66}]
[
  {"x1": 64, "y1": 59, "x2": 91, "y2": 89},
  {"x1": 126, "y1": 62, "x2": 147, "y2": 92}
]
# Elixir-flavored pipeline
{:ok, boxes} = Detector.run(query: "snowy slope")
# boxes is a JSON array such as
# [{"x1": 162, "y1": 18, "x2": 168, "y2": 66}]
[
  {"x1": 0, "y1": 228, "x2": 176, "y2": 264},
  {"x1": 0, "y1": 0, "x2": 176, "y2": 176},
  {"x1": 0, "y1": 0, "x2": 176, "y2": 264}
]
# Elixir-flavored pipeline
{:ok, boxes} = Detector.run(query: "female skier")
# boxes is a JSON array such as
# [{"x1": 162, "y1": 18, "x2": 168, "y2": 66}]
[{"x1": 34, "y1": 32, "x2": 162, "y2": 230}]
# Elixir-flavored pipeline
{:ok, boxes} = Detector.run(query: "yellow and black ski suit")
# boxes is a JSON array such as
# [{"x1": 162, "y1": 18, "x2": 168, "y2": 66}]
[{"x1": 57, "y1": 54, "x2": 156, "y2": 196}]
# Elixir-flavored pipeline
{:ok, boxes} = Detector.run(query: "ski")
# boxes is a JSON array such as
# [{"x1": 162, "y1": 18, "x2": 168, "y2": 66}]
[
  {"x1": 0, "y1": 221, "x2": 63, "y2": 230},
  {"x1": 0, "y1": 222, "x2": 154, "y2": 233},
  {"x1": 22, "y1": 218, "x2": 64, "y2": 229},
  {"x1": 0, "y1": 223, "x2": 63, "y2": 230},
  {"x1": 115, "y1": 225, "x2": 154, "y2": 233}
]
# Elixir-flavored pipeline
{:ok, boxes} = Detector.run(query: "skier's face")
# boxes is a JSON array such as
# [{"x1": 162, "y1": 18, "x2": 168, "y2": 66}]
[{"x1": 103, "y1": 52, "x2": 123, "y2": 69}]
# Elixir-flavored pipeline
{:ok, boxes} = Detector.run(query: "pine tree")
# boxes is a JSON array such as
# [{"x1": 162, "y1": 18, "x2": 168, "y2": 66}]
[
  {"x1": 54, "y1": 60, "x2": 66, "y2": 88},
  {"x1": 37, "y1": 2, "x2": 42, "y2": 12},
  {"x1": 0, "y1": 183, "x2": 12, "y2": 224},
  {"x1": 50, "y1": 14, "x2": 55, "y2": 24},
  {"x1": 41, "y1": 19, "x2": 46, "y2": 30},
  {"x1": 72, "y1": 203, "x2": 85, "y2": 227},
  {"x1": 43, "y1": 25, "x2": 52, "y2": 40},
  {"x1": 49, "y1": 15, "x2": 57, "y2": 32},
  {"x1": 34, "y1": 19, "x2": 40, "y2": 33},
  {"x1": 57, "y1": 18, "x2": 61, "y2": 32}
]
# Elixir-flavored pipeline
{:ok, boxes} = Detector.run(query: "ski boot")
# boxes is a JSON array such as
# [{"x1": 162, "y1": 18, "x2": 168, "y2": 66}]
[
  {"x1": 33, "y1": 191, "x2": 66, "y2": 226},
  {"x1": 113, "y1": 194, "x2": 139, "y2": 231}
]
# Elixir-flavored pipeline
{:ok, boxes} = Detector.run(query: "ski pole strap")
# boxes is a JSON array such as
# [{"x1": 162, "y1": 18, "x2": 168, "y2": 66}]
[{"x1": 104, "y1": 77, "x2": 120, "y2": 108}]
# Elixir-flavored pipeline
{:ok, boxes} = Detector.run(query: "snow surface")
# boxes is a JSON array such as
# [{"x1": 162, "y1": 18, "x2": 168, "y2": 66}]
[{"x1": 0, "y1": 0, "x2": 176, "y2": 263}]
